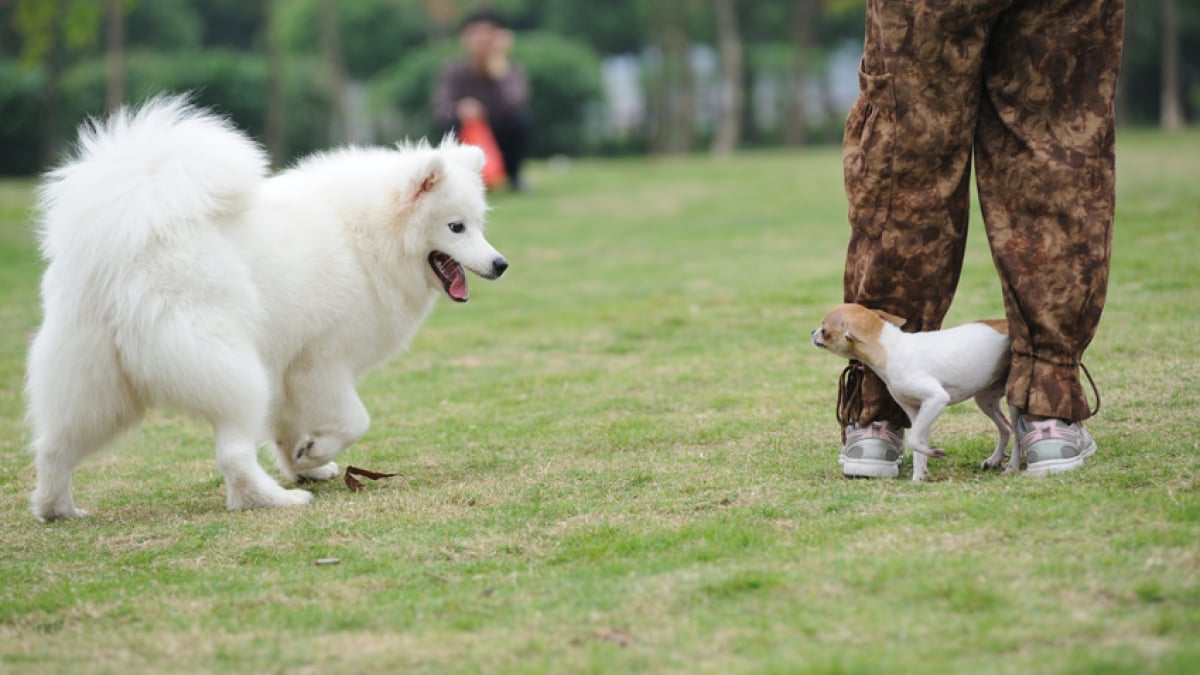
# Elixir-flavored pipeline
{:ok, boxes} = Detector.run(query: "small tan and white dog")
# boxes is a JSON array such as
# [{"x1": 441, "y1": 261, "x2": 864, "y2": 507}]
[{"x1": 811, "y1": 303, "x2": 1016, "y2": 482}]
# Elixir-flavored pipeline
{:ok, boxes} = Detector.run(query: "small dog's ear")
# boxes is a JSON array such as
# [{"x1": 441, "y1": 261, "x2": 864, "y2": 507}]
[
  {"x1": 873, "y1": 310, "x2": 907, "y2": 327},
  {"x1": 844, "y1": 328, "x2": 856, "y2": 342}
]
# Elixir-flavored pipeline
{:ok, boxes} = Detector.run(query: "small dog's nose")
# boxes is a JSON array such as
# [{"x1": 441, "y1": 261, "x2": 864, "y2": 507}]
[{"x1": 492, "y1": 257, "x2": 508, "y2": 277}]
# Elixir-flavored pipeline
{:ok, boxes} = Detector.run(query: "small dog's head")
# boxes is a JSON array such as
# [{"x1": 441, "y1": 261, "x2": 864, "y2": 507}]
[{"x1": 811, "y1": 303, "x2": 906, "y2": 361}]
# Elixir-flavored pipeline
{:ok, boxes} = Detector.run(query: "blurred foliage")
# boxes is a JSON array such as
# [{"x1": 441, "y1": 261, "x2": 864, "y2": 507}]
[
  {"x1": 0, "y1": 0, "x2": 1194, "y2": 174},
  {"x1": 0, "y1": 49, "x2": 332, "y2": 173},
  {"x1": 0, "y1": 59, "x2": 44, "y2": 173},
  {"x1": 1122, "y1": 0, "x2": 1200, "y2": 124},
  {"x1": 276, "y1": 0, "x2": 436, "y2": 79},
  {"x1": 12, "y1": 0, "x2": 102, "y2": 64}
]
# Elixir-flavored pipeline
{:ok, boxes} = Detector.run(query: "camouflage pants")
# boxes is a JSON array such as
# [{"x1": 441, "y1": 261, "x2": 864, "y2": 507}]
[{"x1": 841, "y1": 0, "x2": 1124, "y2": 428}]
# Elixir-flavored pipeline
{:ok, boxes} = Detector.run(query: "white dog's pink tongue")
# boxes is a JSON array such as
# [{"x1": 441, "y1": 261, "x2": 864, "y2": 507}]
[{"x1": 449, "y1": 272, "x2": 468, "y2": 300}]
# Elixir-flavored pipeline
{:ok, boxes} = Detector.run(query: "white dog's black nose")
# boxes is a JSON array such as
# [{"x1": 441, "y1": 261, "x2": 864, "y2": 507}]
[{"x1": 492, "y1": 257, "x2": 508, "y2": 278}]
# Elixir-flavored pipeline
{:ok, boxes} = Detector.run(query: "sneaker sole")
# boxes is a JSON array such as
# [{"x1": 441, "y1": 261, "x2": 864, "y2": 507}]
[
  {"x1": 1025, "y1": 437, "x2": 1097, "y2": 476},
  {"x1": 841, "y1": 458, "x2": 900, "y2": 479},
  {"x1": 1025, "y1": 455, "x2": 1085, "y2": 476}
]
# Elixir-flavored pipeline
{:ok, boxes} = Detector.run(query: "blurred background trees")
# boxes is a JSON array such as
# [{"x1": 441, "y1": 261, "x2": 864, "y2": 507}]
[{"x1": 0, "y1": 0, "x2": 1194, "y2": 175}]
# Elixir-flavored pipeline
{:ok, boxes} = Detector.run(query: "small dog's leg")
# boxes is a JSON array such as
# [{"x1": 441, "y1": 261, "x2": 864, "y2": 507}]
[
  {"x1": 904, "y1": 396, "x2": 949, "y2": 460},
  {"x1": 912, "y1": 450, "x2": 930, "y2": 482},
  {"x1": 1004, "y1": 403, "x2": 1023, "y2": 474},
  {"x1": 976, "y1": 384, "x2": 1011, "y2": 470}
]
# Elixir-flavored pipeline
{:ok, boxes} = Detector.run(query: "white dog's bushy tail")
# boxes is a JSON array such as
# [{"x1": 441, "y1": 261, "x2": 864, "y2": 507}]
[{"x1": 36, "y1": 94, "x2": 268, "y2": 264}]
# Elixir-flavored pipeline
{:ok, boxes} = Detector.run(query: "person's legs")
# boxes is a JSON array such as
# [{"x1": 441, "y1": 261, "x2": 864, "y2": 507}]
[
  {"x1": 974, "y1": 0, "x2": 1124, "y2": 472},
  {"x1": 491, "y1": 112, "x2": 531, "y2": 190},
  {"x1": 839, "y1": 0, "x2": 1008, "y2": 474}
]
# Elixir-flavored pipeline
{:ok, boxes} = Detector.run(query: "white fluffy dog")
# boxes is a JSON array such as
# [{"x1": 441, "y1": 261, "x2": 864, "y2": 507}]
[{"x1": 26, "y1": 96, "x2": 508, "y2": 521}]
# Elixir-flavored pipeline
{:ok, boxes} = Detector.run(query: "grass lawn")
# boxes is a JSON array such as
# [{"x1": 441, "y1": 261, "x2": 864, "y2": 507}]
[{"x1": 1, "y1": 130, "x2": 1198, "y2": 674}]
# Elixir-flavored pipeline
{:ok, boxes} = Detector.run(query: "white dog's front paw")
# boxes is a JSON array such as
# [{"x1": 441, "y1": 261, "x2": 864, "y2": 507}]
[
  {"x1": 227, "y1": 486, "x2": 314, "y2": 511},
  {"x1": 31, "y1": 490, "x2": 88, "y2": 522},
  {"x1": 299, "y1": 462, "x2": 339, "y2": 482},
  {"x1": 279, "y1": 488, "x2": 315, "y2": 506},
  {"x1": 33, "y1": 504, "x2": 88, "y2": 522}
]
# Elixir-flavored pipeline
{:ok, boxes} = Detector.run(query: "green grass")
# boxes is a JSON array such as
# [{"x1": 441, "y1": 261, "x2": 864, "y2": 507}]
[{"x1": 2, "y1": 131, "x2": 1199, "y2": 674}]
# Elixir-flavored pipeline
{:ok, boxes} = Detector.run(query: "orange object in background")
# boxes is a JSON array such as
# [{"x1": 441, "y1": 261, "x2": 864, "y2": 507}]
[{"x1": 459, "y1": 117, "x2": 507, "y2": 189}]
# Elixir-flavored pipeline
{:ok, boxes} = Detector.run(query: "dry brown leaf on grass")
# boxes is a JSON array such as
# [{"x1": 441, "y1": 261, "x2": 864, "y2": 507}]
[
  {"x1": 343, "y1": 465, "x2": 399, "y2": 492},
  {"x1": 595, "y1": 628, "x2": 636, "y2": 648}
]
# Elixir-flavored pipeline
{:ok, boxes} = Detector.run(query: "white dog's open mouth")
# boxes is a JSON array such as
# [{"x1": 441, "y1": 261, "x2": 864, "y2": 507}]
[{"x1": 429, "y1": 252, "x2": 468, "y2": 302}]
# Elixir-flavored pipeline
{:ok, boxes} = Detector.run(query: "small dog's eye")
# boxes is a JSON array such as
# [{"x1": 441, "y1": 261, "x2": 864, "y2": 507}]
[{"x1": 448, "y1": 221, "x2": 465, "y2": 234}]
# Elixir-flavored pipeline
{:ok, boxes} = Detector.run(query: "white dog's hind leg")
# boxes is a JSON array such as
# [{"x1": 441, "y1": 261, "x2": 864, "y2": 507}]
[
  {"x1": 217, "y1": 426, "x2": 313, "y2": 510},
  {"x1": 976, "y1": 383, "x2": 1012, "y2": 471},
  {"x1": 282, "y1": 368, "x2": 369, "y2": 479},
  {"x1": 135, "y1": 323, "x2": 312, "y2": 511},
  {"x1": 204, "y1": 352, "x2": 312, "y2": 511},
  {"x1": 27, "y1": 322, "x2": 143, "y2": 521}
]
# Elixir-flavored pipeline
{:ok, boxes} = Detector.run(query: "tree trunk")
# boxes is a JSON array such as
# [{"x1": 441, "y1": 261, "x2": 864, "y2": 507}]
[
  {"x1": 1160, "y1": 0, "x2": 1185, "y2": 130},
  {"x1": 317, "y1": 0, "x2": 351, "y2": 144},
  {"x1": 711, "y1": 0, "x2": 743, "y2": 156},
  {"x1": 643, "y1": 1, "x2": 695, "y2": 155},
  {"x1": 104, "y1": 0, "x2": 125, "y2": 113},
  {"x1": 665, "y1": 23, "x2": 694, "y2": 154},
  {"x1": 263, "y1": 0, "x2": 287, "y2": 167},
  {"x1": 42, "y1": 0, "x2": 66, "y2": 166},
  {"x1": 784, "y1": 0, "x2": 819, "y2": 147}
]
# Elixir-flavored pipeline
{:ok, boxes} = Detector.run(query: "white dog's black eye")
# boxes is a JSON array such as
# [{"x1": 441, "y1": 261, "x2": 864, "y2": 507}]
[{"x1": 448, "y1": 221, "x2": 465, "y2": 234}]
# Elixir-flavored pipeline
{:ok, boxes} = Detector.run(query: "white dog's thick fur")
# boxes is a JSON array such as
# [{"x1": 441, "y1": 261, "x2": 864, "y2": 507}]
[{"x1": 26, "y1": 96, "x2": 507, "y2": 521}]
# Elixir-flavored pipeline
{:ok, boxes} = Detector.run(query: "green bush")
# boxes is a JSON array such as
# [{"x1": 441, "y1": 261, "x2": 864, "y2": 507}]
[
  {"x1": 51, "y1": 50, "x2": 333, "y2": 168},
  {"x1": 372, "y1": 31, "x2": 603, "y2": 157},
  {"x1": 0, "y1": 61, "x2": 45, "y2": 175},
  {"x1": 0, "y1": 52, "x2": 335, "y2": 174},
  {"x1": 276, "y1": 0, "x2": 435, "y2": 79}
]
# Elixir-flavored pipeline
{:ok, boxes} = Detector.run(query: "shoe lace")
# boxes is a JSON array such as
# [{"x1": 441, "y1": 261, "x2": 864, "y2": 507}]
[
  {"x1": 836, "y1": 361, "x2": 866, "y2": 442},
  {"x1": 1081, "y1": 361, "x2": 1101, "y2": 417}
]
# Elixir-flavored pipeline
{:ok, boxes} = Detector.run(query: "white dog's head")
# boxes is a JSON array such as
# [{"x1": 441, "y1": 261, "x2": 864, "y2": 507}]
[{"x1": 399, "y1": 141, "x2": 508, "y2": 303}]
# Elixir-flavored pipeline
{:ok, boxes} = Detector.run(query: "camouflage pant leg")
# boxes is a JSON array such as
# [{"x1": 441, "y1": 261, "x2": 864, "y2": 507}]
[
  {"x1": 840, "y1": 0, "x2": 1123, "y2": 429},
  {"x1": 841, "y1": 0, "x2": 1005, "y2": 429},
  {"x1": 976, "y1": 0, "x2": 1124, "y2": 422}
]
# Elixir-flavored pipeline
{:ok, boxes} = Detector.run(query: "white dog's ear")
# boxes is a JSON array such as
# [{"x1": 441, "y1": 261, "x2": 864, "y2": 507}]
[
  {"x1": 409, "y1": 156, "x2": 445, "y2": 203},
  {"x1": 448, "y1": 144, "x2": 486, "y2": 174},
  {"x1": 873, "y1": 310, "x2": 907, "y2": 327}
]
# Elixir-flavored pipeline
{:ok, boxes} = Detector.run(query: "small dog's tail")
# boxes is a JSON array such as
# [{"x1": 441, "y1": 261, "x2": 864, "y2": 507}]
[{"x1": 35, "y1": 94, "x2": 268, "y2": 266}]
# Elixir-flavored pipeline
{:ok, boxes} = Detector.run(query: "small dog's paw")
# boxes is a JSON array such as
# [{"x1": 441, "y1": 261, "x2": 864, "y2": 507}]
[
  {"x1": 981, "y1": 454, "x2": 1008, "y2": 470},
  {"x1": 298, "y1": 462, "x2": 339, "y2": 482}
]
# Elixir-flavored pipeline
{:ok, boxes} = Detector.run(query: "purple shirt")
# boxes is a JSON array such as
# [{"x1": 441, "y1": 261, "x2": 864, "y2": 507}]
[{"x1": 433, "y1": 60, "x2": 530, "y2": 126}]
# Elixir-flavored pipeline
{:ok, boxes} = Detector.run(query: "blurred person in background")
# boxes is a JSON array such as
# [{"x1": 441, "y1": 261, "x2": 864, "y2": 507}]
[{"x1": 434, "y1": 8, "x2": 531, "y2": 191}]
